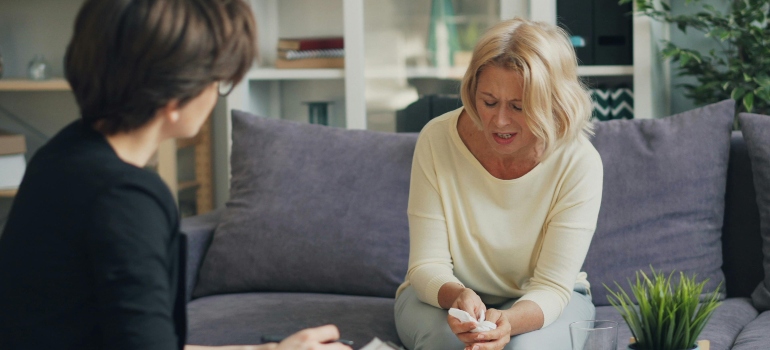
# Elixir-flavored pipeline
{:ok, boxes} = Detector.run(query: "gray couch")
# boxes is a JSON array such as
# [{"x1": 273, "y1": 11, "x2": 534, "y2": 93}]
[{"x1": 182, "y1": 100, "x2": 770, "y2": 350}]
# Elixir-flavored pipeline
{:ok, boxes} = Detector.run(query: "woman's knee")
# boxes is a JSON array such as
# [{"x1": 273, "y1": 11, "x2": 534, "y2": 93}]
[
  {"x1": 416, "y1": 326, "x2": 465, "y2": 350},
  {"x1": 395, "y1": 287, "x2": 465, "y2": 350},
  {"x1": 397, "y1": 312, "x2": 464, "y2": 350}
]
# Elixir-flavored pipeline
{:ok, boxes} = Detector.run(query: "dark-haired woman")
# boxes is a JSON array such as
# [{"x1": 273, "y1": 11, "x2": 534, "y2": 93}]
[{"x1": 0, "y1": 1, "x2": 349, "y2": 349}]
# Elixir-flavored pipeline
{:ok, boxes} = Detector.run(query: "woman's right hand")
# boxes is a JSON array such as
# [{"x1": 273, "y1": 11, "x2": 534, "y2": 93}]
[
  {"x1": 275, "y1": 325, "x2": 352, "y2": 350},
  {"x1": 447, "y1": 288, "x2": 487, "y2": 346}
]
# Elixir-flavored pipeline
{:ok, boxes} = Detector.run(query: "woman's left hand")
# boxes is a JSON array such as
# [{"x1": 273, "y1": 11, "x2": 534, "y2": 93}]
[{"x1": 463, "y1": 308, "x2": 511, "y2": 350}]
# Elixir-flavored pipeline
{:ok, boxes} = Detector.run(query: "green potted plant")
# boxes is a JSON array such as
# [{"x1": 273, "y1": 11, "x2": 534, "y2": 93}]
[
  {"x1": 621, "y1": 0, "x2": 770, "y2": 116},
  {"x1": 605, "y1": 267, "x2": 722, "y2": 350}
]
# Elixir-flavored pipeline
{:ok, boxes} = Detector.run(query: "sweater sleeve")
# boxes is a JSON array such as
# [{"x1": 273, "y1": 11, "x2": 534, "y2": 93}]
[
  {"x1": 515, "y1": 148, "x2": 604, "y2": 327},
  {"x1": 405, "y1": 133, "x2": 464, "y2": 308},
  {"x1": 87, "y1": 184, "x2": 179, "y2": 350}
]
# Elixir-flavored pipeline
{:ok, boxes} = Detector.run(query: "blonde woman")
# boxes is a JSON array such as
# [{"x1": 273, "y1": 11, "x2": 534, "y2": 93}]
[{"x1": 394, "y1": 18, "x2": 603, "y2": 350}]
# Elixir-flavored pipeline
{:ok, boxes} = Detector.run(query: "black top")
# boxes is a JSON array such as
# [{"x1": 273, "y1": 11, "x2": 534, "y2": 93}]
[{"x1": 0, "y1": 121, "x2": 185, "y2": 350}]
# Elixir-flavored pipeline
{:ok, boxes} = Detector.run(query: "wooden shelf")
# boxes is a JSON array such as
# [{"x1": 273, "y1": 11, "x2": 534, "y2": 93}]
[
  {"x1": 577, "y1": 65, "x2": 634, "y2": 77},
  {"x1": 247, "y1": 68, "x2": 345, "y2": 80},
  {"x1": 0, "y1": 79, "x2": 71, "y2": 91},
  {"x1": 177, "y1": 180, "x2": 200, "y2": 192},
  {"x1": 0, "y1": 189, "x2": 18, "y2": 197}
]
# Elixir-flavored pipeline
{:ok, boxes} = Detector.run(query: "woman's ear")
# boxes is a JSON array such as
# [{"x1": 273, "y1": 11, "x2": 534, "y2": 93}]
[{"x1": 159, "y1": 99, "x2": 182, "y2": 124}]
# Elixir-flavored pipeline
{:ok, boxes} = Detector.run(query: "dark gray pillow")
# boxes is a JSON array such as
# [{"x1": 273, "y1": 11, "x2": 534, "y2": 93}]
[
  {"x1": 740, "y1": 113, "x2": 770, "y2": 311},
  {"x1": 193, "y1": 111, "x2": 417, "y2": 299},
  {"x1": 585, "y1": 99, "x2": 735, "y2": 306}
]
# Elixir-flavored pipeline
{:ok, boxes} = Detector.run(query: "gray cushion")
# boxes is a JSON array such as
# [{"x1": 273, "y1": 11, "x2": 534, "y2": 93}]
[
  {"x1": 595, "y1": 298, "x2": 757, "y2": 350},
  {"x1": 732, "y1": 310, "x2": 770, "y2": 350},
  {"x1": 193, "y1": 111, "x2": 417, "y2": 299},
  {"x1": 739, "y1": 113, "x2": 770, "y2": 311},
  {"x1": 186, "y1": 293, "x2": 400, "y2": 347},
  {"x1": 181, "y1": 210, "x2": 221, "y2": 301},
  {"x1": 586, "y1": 100, "x2": 735, "y2": 306}
]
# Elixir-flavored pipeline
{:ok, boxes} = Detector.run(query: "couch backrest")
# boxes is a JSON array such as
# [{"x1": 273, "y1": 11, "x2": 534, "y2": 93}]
[
  {"x1": 187, "y1": 105, "x2": 765, "y2": 301},
  {"x1": 722, "y1": 131, "x2": 764, "y2": 298}
]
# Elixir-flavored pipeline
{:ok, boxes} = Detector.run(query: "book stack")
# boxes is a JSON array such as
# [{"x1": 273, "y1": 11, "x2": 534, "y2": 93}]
[
  {"x1": 0, "y1": 130, "x2": 27, "y2": 190},
  {"x1": 275, "y1": 36, "x2": 344, "y2": 69}
]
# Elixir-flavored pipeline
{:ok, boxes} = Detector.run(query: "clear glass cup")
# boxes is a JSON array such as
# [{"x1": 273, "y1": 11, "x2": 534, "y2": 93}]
[
  {"x1": 27, "y1": 54, "x2": 50, "y2": 81},
  {"x1": 570, "y1": 320, "x2": 619, "y2": 350}
]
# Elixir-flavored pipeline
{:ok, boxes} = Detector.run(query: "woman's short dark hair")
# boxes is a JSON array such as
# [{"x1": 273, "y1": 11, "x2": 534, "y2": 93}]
[{"x1": 65, "y1": 0, "x2": 258, "y2": 135}]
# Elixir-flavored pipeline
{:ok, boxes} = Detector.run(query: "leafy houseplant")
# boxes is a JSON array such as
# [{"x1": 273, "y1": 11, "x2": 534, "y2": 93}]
[
  {"x1": 605, "y1": 268, "x2": 722, "y2": 350},
  {"x1": 621, "y1": 0, "x2": 770, "y2": 115}
]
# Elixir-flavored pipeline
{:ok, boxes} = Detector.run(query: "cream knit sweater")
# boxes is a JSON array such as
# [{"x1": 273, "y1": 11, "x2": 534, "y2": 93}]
[{"x1": 396, "y1": 107, "x2": 603, "y2": 327}]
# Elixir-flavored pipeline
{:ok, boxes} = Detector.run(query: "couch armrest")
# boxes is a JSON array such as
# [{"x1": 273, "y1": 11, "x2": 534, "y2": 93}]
[{"x1": 181, "y1": 209, "x2": 223, "y2": 301}]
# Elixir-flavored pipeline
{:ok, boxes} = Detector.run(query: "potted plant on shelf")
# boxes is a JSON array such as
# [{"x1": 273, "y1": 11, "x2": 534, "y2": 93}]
[
  {"x1": 620, "y1": 0, "x2": 770, "y2": 116},
  {"x1": 605, "y1": 267, "x2": 722, "y2": 350}
]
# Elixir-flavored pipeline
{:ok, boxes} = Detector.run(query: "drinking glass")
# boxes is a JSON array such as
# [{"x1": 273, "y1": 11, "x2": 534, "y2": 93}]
[
  {"x1": 27, "y1": 54, "x2": 50, "y2": 80},
  {"x1": 570, "y1": 320, "x2": 618, "y2": 350}
]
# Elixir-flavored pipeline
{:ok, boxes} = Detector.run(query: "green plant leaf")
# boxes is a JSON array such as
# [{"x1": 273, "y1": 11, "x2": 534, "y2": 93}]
[
  {"x1": 755, "y1": 76, "x2": 770, "y2": 89},
  {"x1": 662, "y1": 42, "x2": 680, "y2": 58},
  {"x1": 732, "y1": 87, "x2": 746, "y2": 101},
  {"x1": 606, "y1": 267, "x2": 722, "y2": 349},
  {"x1": 628, "y1": 0, "x2": 768, "y2": 116},
  {"x1": 678, "y1": 20, "x2": 688, "y2": 33},
  {"x1": 755, "y1": 87, "x2": 770, "y2": 103},
  {"x1": 745, "y1": 92, "x2": 755, "y2": 113}
]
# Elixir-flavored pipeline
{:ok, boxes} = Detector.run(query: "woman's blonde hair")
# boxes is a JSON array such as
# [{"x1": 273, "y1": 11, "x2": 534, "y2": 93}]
[{"x1": 460, "y1": 17, "x2": 593, "y2": 158}]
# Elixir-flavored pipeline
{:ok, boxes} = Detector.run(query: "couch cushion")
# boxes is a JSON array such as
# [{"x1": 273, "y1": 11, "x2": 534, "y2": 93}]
[
  {"x1": 739, "y1": 113, "x2": 770, "y2": 311},
  {"x1": 595, "y1": 297, "x2": 757, "y2": 350},
  {"x1": 586, "y1": 100, "x2": 735, "y2": 306},
  {"x1": 186, "y1": 293, "x2": 400, "y2": 347},
  {"x1": 732, "y1": 310, "x2": 770, "y2": 350},
  {"x1": 193, "y1": 111, "x2": 417, "y2": 299}
]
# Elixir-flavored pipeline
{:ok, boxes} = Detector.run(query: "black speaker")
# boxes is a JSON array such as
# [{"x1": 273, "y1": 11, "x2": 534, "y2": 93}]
[
  {"x1": 396, "y1": 95, "x2": 462, "y2": 133},
  {"x1": 557, "y1": 0, "x2": 633, "y2": 65}
]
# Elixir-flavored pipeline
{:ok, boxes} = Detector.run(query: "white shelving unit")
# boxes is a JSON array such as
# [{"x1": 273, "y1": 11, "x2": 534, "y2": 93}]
[
  {"x1": 528, "y1": 0, "x2": 670, "y2": 120},
  {"x1": 0, "y1": 77, "x2": 187, "y2": 204},
  {"x1": 212, "y1": 0, "x2": 670, "y2": 207},
  {"x1": 0, "y1": 0, "x2": 213, "y2": 213}
]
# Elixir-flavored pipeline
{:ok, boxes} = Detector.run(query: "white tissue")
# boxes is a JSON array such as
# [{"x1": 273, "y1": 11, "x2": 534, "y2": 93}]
[{"x1": 448, "y1": 308, "x2": 497, "y2": 333}]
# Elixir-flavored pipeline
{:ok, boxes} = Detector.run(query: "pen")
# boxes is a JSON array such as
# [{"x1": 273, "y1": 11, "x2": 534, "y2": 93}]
[{"x1": 260, "y1": 334, "x2": 354, "y2": 347}]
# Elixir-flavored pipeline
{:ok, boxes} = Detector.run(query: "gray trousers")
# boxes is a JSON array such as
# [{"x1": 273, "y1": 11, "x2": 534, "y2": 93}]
[{"x1": 394, "y1": 286, "x2": 595, "y2": 350}]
